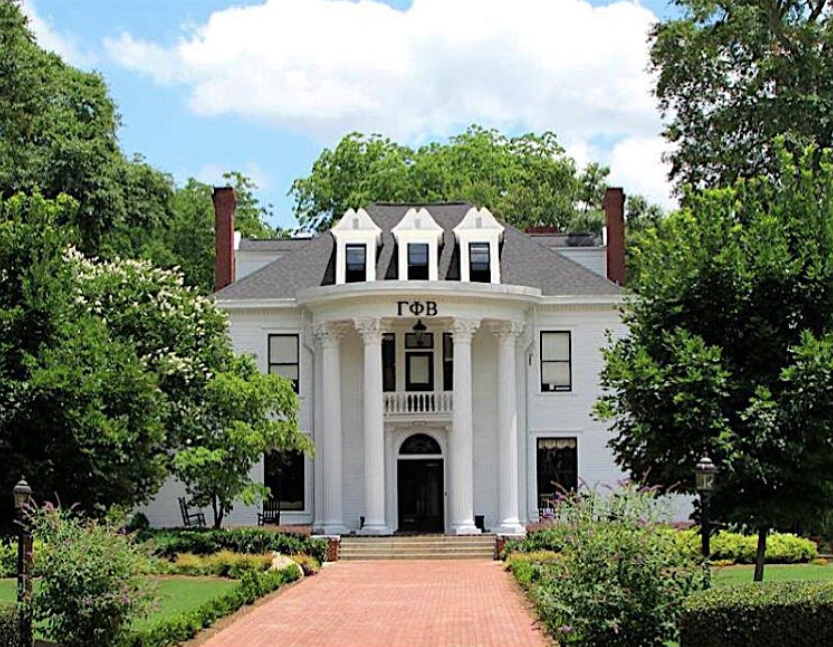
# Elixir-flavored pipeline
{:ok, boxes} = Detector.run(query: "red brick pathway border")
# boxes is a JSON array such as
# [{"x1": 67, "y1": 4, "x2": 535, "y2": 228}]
[{"x1": 198, "y1": 560, "x2": 551, "y2": 647}]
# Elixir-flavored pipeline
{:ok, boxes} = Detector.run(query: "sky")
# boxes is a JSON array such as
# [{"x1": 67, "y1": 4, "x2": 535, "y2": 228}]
[{"x1": 22, "y1": 0, "x2": 681, "y2": 229}]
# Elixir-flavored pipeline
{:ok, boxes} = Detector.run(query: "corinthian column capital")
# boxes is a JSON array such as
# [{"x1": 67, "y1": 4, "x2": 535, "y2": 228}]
[
  {"x1": 449, "y1": 318, "x2": 481, "y2": 343},
  {"x1": 354, "y1": 317, "x2": 386, "y2": 344},
  {"x1": 488, "y1": 320, "x2": 525, "y2": 341},
  {"x1": 313, "y1": 321, "x2": 350, "y2": 348}
]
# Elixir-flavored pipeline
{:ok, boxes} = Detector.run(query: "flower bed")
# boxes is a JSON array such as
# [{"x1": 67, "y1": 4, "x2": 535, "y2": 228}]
[{"x1": 138, "y1": 527, "x2": 328, "y2": 563}]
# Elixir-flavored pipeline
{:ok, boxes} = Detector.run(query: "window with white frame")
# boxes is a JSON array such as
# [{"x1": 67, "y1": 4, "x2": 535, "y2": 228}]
[
  {"x1": 469, "y1": 242, "x2": 491, "y2": 283},
  {"x1": 268, "y1": 334, "x2": 299, "y2": 393},
  {"x1": 407, "y1": 243, "x2": 430, "y2": 280},
  {"x1": 536, "y1": 437, "x2": 578, "y2": 507},
  {"x1": 540, "y1": 331, "x2": 571, "y2": 392},
  {"x1": 345, "y1": 243, "x2": 367, "y2": 283},
  {"x1": 264, "y1": 450, "x2": 305, "y2": 511}
]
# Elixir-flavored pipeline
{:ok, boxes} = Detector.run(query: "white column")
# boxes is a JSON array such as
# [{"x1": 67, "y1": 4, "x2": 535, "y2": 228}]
[
  {"x1": 313, "y1": 322, "x2": 348, "y2": 535},
  {"x1": 491, "y1": 321, "x2": 526, "y2": 535},
  {"x1": 355, "y1": 317, "x2": 391, "y2": 535},
  {"x1": 450, "y1": 318, "x2": 481, "y2": 535}
]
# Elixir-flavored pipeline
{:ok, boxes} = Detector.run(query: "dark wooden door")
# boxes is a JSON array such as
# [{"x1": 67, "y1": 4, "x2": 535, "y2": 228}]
[{"x1": 397, "y1": 459, "x2": 444, "y2": 532}]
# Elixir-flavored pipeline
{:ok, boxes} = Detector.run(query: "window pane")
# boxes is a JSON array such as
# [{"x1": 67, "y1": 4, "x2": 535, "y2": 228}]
[
  {"x1": 270, "y1": 364, "x2": 299, "y2": 381},
  {"x1": 537, "y1": 437, "x2": 578, "y2": 506},
  {"x1": 408, "y1": 243, "x2": 429, "y2": 265},
  {"x1": 382, "y1": 333, "x2": 396, "y2": 392},
  {"x1": 409, "y1": 355, "x2": 431, "y2": 383},
  {"x1": 542, "y1": 332, "x2": 570, "y2": 361},
  {"x1": 405, "y1": 332, "x2": 434, "y2": 349},
  {"x1": 346, "y1": 244, "x2": 366, "y2": 268},
  {"x1": 542, "y1": 362, "x2": 570, "y2": 387},
  {"x1": 443, "y1": 332, "x2": 453, "y2": 392},
  {"x1": 269, "y1": 335, "x2": 298, "y2": 364},
  {"x1": 470, "y1": 243, "x2": 490, "y2": 269},
  {"x1": 264, "y1": 450, "x2": 305, "y2": 511}
]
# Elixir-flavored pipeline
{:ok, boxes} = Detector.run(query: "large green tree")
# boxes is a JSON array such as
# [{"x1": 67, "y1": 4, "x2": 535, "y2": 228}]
[
  {"x1": 0, "y1": 192, "x2": 303, "y2": 528},
  {"x1": 290, "y1": 127, "x2": 613, "y2": 233},
  {"x1": 595, "y1": 147, "x2": 833, "y2": 579},
  {"x1": 0, "y1": 0, "x2": 275, "y2": 292},
  {"x1": 652, "y1": 0, "x2": 833, "y2": 189}
]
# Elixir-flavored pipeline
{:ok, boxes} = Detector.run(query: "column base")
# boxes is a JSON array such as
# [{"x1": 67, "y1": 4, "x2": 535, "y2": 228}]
[
  {"x1": 494, "y1": 522, "x2": 526, "y2": 536},
  {"x1": 316, "y1": 524, "x2": 348, "y2": 536},
  {"x1": 450, "y1": 524, "x2": 482, "y2": 535}
]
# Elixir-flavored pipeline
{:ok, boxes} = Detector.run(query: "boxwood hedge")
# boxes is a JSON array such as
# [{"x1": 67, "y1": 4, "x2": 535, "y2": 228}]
[
  {"x1": 0, "y1": 602, "x2": 18, "y2": 647},
  {"x1": 123, "y1": 567, "x2": 300, "y2": 647},
  {"x1": 680, "y1": 582, "x2": 833, "y2": 647}
]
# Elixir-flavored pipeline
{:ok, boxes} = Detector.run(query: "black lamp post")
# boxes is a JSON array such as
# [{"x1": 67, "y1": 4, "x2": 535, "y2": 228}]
[
  {"x1": 13, "y1": 477, "x2": 33, "y2": 647},
  {"x1": 694, "y1": 457, "x2": 718, "y2": 559}
]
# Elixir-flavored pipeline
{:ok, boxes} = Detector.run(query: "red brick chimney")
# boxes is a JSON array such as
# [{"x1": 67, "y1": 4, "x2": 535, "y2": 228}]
[
  {"x1": 603, "y1": 187, "x2": 626, "y2": 286},
  {"x1": 213, "y1": 186, "x2": 236, "y2": 292}
]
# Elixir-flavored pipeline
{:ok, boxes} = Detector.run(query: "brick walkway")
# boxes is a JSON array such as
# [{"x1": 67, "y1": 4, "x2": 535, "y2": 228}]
[{"x1": 198, "y1": 560, "x2": 551, "y2": 647}]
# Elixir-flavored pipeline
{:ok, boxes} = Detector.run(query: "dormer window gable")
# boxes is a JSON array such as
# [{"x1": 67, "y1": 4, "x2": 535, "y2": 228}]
[
  {"x1": 331, "y1": 208, "x2": 382, "y2": 284},
  {"x1": 392, "y1": 207, "x2": 443, "y2": 281},
  {"x1": 453, "y1": 207, "x2": 504, "y2": 284}
]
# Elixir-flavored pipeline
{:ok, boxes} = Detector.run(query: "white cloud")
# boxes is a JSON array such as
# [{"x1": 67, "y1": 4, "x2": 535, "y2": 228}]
[
  {"x1": 104, "y1": 0, "x2": 673, "y2": 205},
  {"x1": 21, "y1": 0, "x2": 90, "y2": 65},
  {"x1": 607, "y1": 135, "x2": 676, "y2": 211}
]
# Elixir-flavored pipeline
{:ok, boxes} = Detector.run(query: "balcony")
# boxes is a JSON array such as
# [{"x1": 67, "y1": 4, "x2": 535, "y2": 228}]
[{"x1": 383, "y1": 391, "x2": 453, "y2": 417}]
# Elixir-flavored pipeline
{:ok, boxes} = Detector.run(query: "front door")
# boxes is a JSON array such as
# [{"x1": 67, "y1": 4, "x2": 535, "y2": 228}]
[{"x1": 397, "y1": 459, "x2": 444, "y2": 532}]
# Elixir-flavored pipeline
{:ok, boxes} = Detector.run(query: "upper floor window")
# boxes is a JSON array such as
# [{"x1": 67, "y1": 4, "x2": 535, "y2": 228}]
[
  {"x1": 408, "y1": 243, "x2": 430, "y2": 280},
  {"x1": 269, "y1": 334, "x2": 299, "y2": 393},
  {"x1": 469, "y1": 242, "x2": 491, "y2": 283},
  {"x1": 383, "y1": 333, "x2": 396, "y2": 392},
  {"x1": 345, "y1": 244, "x2": 367, "y2": 283},
  {"x1": 540, "y1": 331, "x2": 571, "y2": 392}
]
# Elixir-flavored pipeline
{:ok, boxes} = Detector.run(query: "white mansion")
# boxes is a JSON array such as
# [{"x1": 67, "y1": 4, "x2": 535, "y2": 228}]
[{"x1": 142, "y1": 191, "x2": 629, "y2": 535}]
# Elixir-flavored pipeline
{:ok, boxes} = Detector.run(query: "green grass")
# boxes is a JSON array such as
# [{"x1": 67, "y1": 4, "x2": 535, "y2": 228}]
[
  {"x1": 0, "y1": 576, "x2": 237, "y2": 632},
  {"x1": 713, "y1": 563, "x2": 833, "y2": 586}
]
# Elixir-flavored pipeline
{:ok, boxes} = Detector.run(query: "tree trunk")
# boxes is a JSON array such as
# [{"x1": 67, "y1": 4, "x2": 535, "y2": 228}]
[
  {"x1": 753, "y1": 526, "x2": 768, "y2": 582},
  {"x1": 212, "y1": 496, "x2": 224, "y2": 529}
]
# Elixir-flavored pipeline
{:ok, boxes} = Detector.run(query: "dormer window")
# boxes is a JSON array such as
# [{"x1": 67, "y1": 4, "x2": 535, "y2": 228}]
[
  {"x1": 469, "y1": 242, "x2": 491, "y2": 283},
  {"x1": 345, "y1": 243, "x2": 367, "y2": 283},
  {"x1": 408, "y1": 243, "x2": 430, "y2": 280},
  {"x1": 393, "y1": 208, "x2": 443, "y2": 281},
  {"x1": 453, "y1": 207, "x2": 504, "y2": 284},
  {"x1": 331, "y1": 208, "x2": 381, "y2": 285}
]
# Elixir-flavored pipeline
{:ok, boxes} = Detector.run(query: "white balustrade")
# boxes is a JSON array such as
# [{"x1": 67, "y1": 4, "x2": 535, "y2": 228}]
[{"x1": 383, "y1": 391, "x2": 453, "y2": 416}]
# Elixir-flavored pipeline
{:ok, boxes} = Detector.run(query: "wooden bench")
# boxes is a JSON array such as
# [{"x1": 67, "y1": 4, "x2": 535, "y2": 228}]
[{"x1": 178, "y1": 497, "x2": 206, "y2": 528}]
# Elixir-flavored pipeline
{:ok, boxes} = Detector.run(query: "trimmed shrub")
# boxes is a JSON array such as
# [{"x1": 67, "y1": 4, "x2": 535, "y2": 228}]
[
  {"x1": 290, "y1": 553, "x2": 321, "y2": 576},
  {"x1": 0, "y1": 603, "x2": 19, "y2": 647},
  {"x1": 124, "y1": 567, "x2": 300, "y2": 647},
  {"x1": 680, "y1": 582, "x2": 833, "y2": 647},
  {"x1": 138, "y1": 528, "x2": 328, "y2": 563},
  {"x1": 671, "y1": 529, "x2": 817, "y2": 564},
  {"x1": 506, "y1": 551, "x2": 561, "y2": 589},
  {"x1": 511, "y1": 485, "x2": 708, "y2": 647}
]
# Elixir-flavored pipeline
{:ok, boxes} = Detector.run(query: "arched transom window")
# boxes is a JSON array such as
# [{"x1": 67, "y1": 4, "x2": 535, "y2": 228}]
[{"x1": 399, "y1": 433, "x2": 442, "y2": 455}]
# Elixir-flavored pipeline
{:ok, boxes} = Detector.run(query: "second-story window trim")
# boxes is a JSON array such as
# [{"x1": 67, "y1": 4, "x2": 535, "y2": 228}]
[
  {"x1": 345, "y1": 243, "x2": 367, "y2": 283},
  {"x1": 408, "y1": 242, "x2": 430, "y2": 280},
  {"x1": 268, "y1": 333, "x2": 300, "y2": 393},
  {"x1": 540, "y1": 331, "x2": 571, "y2": 392}
]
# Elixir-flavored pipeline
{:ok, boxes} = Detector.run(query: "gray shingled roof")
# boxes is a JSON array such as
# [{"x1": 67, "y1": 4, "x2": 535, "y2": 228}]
[
  {"x1": 529, "y1": 233, "x2": 602, "y2": 248},
  {"x1": 238, "y1": 238, "x2": 312, "y2": 251},
  {"x1": 214, "y1": 202, "x2": 621, "y2": 300}
]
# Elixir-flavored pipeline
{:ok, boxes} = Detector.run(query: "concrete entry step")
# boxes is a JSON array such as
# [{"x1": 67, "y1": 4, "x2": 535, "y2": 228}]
[{"x1": 340, "y1": 534, "x2": 497, "y2": 561}]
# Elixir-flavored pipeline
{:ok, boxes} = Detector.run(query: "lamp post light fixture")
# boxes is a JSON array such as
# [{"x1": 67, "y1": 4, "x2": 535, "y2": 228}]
[
  {"x1": 13, "y1": 477, "x2": 33, "y2": 647},
  {"x1": 412, "y1": 319, "x2": 429, "y2": 347},
  {"x1": 694, "y1": 456, "x2": 718, "y2": 559}
]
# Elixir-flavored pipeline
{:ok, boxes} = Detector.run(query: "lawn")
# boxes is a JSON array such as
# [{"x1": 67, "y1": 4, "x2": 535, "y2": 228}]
[
  {"x1": 0, "y1": 576, "x2": 237, "y2": 631},
  {"x1": 713, "y1": 563, "x2": 833, "y2": 586}
]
